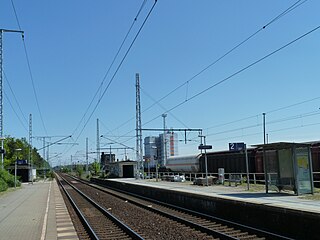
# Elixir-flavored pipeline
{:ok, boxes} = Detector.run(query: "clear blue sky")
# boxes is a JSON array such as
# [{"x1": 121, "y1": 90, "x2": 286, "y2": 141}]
[{"x1": 1, "y1": 0, "x2": 320, "y2": 166}]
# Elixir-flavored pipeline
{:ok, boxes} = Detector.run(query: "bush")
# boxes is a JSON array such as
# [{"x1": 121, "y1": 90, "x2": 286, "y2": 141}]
[
  {"x1": 0, "y1": 169, "x2": 20, "y2": 188},
  {"x1": 0, "y1": 178, "x2": 8, "y2": 192}
]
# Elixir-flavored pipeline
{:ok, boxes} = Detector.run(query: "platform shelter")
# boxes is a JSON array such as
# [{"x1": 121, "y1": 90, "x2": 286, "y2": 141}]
[{"x1": 254, "y1": 142, "x2": 314, "y2": 195}]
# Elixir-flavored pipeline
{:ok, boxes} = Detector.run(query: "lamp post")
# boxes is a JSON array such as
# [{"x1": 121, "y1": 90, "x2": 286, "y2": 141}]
[{"x1": 14, "y1": 148, "x2": 22, "y2": 188}]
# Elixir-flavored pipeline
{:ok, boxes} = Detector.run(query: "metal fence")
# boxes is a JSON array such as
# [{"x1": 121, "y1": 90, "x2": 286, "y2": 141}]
[{"x1": 146, "y1": 171, "x2": 320, "y2": 185}]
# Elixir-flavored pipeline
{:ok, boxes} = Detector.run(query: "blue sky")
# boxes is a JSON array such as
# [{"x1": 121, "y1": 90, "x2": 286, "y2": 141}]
[{"x1": 1, "y1": 0, "x2": 320, "y2": 166}]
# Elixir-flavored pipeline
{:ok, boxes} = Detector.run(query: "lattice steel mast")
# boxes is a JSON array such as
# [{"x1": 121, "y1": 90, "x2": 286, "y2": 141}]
[
  {"x1": 136, "y1": 73, "x2": 143, "y2": 178},
  {"x1": 0, "y1": 29, "x2": 24, "y2": 169}
]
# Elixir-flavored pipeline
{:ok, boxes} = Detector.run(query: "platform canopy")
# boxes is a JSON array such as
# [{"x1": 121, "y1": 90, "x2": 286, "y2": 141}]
[{"x1": 253, "y1": 142, "x2": 314, "y2": 195}]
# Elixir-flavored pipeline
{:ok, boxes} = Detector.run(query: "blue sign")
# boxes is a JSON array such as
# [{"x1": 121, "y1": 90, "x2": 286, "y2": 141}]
[{"x1": 229, "y1": 142, "x2": 245, "y2": 151}]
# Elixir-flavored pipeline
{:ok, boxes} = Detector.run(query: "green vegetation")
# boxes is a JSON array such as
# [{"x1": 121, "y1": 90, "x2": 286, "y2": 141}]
[
  {"x1": 76, "y1": 165, "x2": 84, "y2": 177},
  {"x1": 0, "y1": 168, "x2": 20, "y2": 191},
  {"x1": 3, "y1": 137, "x2": 47, "y2": 169},
  {"x1": 299, "y1": 188, "x2": 320, "y2": 201},
  {"x1": 0, "y1": 136, "x2": 46, "y2": 192},
  {"x1": 91, "y1": 161, "x2": 100, "y2": 176}
]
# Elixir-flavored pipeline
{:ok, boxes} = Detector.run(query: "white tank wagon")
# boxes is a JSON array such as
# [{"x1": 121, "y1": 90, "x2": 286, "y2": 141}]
[{"x1": 166, "y1": 154, "x2": 201, "y2": 172}]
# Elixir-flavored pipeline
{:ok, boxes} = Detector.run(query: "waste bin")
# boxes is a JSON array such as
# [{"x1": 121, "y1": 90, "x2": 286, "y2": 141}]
[{"x1": 218, "y1": 168, "x2": 224, "y2": 184}]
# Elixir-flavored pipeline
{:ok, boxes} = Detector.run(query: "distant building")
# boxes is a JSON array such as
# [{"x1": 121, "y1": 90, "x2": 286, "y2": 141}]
[
  {"x1": 101, "y1": 152, "x2": 115, "y2": 169},
  {"x1": 144, "y1": 132, "x2": 178, "y2": 167}
]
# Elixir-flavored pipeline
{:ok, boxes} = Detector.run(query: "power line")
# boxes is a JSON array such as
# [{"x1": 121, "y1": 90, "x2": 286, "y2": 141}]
[
  {"x1": 116, "y1": 25, "x2": 320, "y2": 145},
  {"x1": 10, "y1": 0, "x2": 48, "y2": 135},
  {"x1": 199, "y1": 95, "x2": 320, "y2": 135},
  {"x1": 150, "y1": 24, "x2": 320, "y2": 124},
  {"x1": 267, "y1": 96, "x2": 320, "y2": 114},
  {"x1": 72, "y1": 0, "x2": 158, "y2": 145},
  {"x1": 3, "y1": 71, "x2": 28, "y2": 124},
  {"x1": 140, "y1": 87, "x2": 190, "y2": 128},
  {"x1": 107, "y1": 0, "x2": 308, "y2": 135},
  {"x1": 4, "y1": 92, "x2": 28, "y2": 132},
  {"x1": 205, "y1": 110, "x2": 320, "y2": 139},
  {"x1": 71, "y1": 0, "x2": 148, "y2": 137}
]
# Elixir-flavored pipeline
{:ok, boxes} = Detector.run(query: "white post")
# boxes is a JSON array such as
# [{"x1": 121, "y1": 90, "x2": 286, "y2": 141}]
[{"x1": 245, "y1": 144, "x2": 250, "y2": 190}]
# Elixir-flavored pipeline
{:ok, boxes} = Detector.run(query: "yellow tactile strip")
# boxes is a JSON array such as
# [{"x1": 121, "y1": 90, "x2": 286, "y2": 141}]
[{"x1": 54, "y1": 181, "x2": 79, "y2": 240}]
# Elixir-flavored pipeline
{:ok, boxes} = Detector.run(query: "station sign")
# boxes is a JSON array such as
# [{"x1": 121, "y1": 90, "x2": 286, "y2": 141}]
[
  {"x1": 229, "y1": 142, "x2": 245, "y2": 151},
  {"x1": 198, "y1": 144, "x2": 212, "y2": 150}
]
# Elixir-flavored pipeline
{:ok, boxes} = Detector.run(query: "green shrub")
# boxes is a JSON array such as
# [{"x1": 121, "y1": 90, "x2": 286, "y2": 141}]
[
  {"x1": 0, "y1": 178, "x2": 8, "y2": 192},
  {"x1": 0, "y1": 169, "x2": 20, "y2": 188},
  {"x1": 0, "y1": 169, "x2": 15, "y2": 187}
]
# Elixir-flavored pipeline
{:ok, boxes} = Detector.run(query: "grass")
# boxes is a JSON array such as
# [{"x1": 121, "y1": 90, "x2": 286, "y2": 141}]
[{"x1": 299, "y1": 188, "x2": 320, "y2": 201}]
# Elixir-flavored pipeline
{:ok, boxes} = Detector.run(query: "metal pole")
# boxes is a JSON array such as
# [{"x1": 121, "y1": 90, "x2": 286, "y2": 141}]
[
  {"x1": 109, "y1": 145, "x2": 112, "y2": 163},
  {"x1": 14, "y1": 159, "x2": 17, "y2": 188},
  {"x1": 263, "y1": 112, "x2": 268, "y2": 193},
  {"x1": 156, "y1": 161, "x2": 158, "y2": 182},
  {"x1": 86, "y1": 137, "x2": 88, "y2": 174},
  {"x1": 204, "y1": 136, "x2": 208, "y2": 186},
  {"x1": 0, "y1": 31, "x2": 3, "y2": 170},
  {"x1": 29, "y1": 114, "x2": 33, "y2": 183},
  {"x1": 162, "y1": 113, "x2": 167, "y2": 166},
  {"x1": 263, "y1": 113, "x2": 266, "y2": 145},
  {"x1": 43, "y1": 137, "x2": 46, "y2": 180},
  {"x1": 148, "y1": 158, "x2": 150, "y2": 178},
  {"x1": 245, "y1": 144, "x2": 250, "y2": 191},
  {"x1": 97, "y1": 118, "x2": 100, "y2": 164},
  {"x1": 0, "y1": 29, "x2": 24, "y2": 170}
]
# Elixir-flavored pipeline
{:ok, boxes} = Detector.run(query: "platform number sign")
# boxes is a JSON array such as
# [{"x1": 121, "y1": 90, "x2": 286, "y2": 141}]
[{"x1": 229, "y1": 142, "x2": 245, "y2": 151}]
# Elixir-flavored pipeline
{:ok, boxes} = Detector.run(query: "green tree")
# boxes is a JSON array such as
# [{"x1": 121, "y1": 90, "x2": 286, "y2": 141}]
[
  {"x1": 91, "y1": 161, "x2": 100, "y2": 176},
  {"x1": 3, "y1": 136, "x2": 46, "y2": 169},
  {"x1": 76, "y1": 165, "x2": 84, "y2": 177}
]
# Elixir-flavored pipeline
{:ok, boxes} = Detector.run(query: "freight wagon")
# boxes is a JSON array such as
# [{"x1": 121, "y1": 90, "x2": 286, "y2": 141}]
[{"x1": 164, "y1": 142, "x2": 320, "y2": 187}]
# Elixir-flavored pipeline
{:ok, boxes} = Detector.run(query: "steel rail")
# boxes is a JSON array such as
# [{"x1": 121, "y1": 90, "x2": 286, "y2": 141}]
[
  {"x1": 56, "y1": 174, "x2": 99, "y2": 240},
  {"x1": 69, "y1": 175, "x2": 263, "y2": 240},
  {"x1": 85, "y1": 176, "x2": 293, "y2": 240},
  {"x1": 60, "y1": 174, "x2": 144, "y2": 240}
]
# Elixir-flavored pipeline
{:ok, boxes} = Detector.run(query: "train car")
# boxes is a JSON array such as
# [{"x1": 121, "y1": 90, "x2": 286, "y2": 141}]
[
  {"x1": 199, "y1": 149, "x2": 257, "y2": 174},
  {"x1": 311, "y1": 143, "x2": 320, "y2": 187},
  {"x1": 166, "y1": 154, "x2": 201, "y2": 172}
]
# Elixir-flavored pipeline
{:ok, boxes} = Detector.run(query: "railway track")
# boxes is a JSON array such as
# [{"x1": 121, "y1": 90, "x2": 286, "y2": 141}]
[
  {"x1": 56, "y1": 174, "x2": 142, "y2": 240},
  {"x1": 58, "y1": 173, "x2": 293, "y2": 240}
]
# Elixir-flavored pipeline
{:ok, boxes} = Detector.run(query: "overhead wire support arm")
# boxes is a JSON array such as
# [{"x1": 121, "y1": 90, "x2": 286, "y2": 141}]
[
  {"x1": 37, "y1": 135, "x2": 72, "y2": 151},
  {"x1": 100, "y1": 135, "x2": 134, "y2": 150},
  {"x1": 140, "y1": 128, "x2": 202, "y2": 132}
]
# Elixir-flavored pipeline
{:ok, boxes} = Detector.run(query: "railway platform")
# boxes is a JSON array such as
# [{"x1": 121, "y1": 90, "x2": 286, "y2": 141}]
[
  {"x1": 107, "y1": 178, "x2": 320, "y2": 214},
  {"x1": 0, "y1": 179, "x2": 78, "y2": 240},
  {"x1": 94, "y1": 177, "x2": 320, "y2": 239}
]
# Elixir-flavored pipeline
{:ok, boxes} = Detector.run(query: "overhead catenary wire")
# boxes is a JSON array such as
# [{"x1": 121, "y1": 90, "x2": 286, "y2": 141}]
[
  {"x1": 205, "y1": 110, "x2": 320, "y2": 137},
  {"x1": 140, "y1": 87, "x2": 190, "y2": 129},
  {"x1": 209, "y1": 121, "x2": 320, "y2": 144},
  {"x1": 71, "y1": 0, "x2": 148, "y2": 137},
  {"x1": 144, "y1": 24, "x2": 320, "y2": 127},
  {"x1": 116, "y1": 24, "x2": 320, "y2": 146},
  {"x1": 3, "y1": 71, "x2": 28, "y2": 124},
  {"x1": 107, "y1": 0, "x2": 308, "y2": 136},
  {"x1": 10, "y1": 0, "x2": 48, "y2": 135},
  {"x1": 201, "y1": 95, "x2": 320, "y2": 133},
  {"x1": 4, "y1": 92, "x2": 28, "y2": 132},
  {"x1": 72, "y1": 0, "x2": 158, "y2": 146}
]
